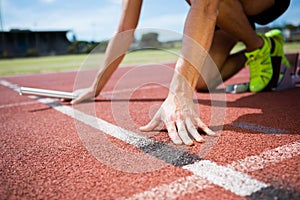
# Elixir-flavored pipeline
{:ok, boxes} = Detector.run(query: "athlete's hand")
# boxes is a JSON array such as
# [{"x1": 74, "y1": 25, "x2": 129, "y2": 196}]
[
  {"x1": 70, "y1": 87, "x2": 97, "y2": 104},
  {"x1": 139, "y1": 92, "x2": 215, "y2": 145}
]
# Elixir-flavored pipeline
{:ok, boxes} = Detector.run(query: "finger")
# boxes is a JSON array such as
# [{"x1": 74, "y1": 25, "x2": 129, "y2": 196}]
[
  {"x1": 71, "y1": 96, "x2": 84, "y2": 105},
  {"x1": 139, "y1": 110, "x2": 161, "y2": 132},
  {"x1": 176, "y1": 120, "x2": 193, "y2": 146},
  {"x1": 185, "y1": 117, "x2": 204, "y2": 143},
  {"x1": 165, "y1": 121, "x2": 182, "y2": 145},
  {"x1": 71, "y1": 93, "x2": 92, "y2": 105},
  {"x1": 195, "y1": 118, "x2": 216, "y2": 136}
]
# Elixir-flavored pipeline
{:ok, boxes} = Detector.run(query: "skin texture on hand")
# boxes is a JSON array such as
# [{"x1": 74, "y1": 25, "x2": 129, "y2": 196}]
[
  {"x1": 140, "y1": 0, "x2": 220, "y2": 145},
  {"x1": 140, "y1": 71, "x2": 216, "y2": 145},
  {"x1": 139, "y1": 93, "x2": 216, "y2": 145},
  {"x1": 72, "y1": 0, "x2": 220, "y2": 145}
]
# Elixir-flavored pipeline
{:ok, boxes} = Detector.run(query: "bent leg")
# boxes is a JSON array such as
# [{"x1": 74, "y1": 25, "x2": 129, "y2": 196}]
[
  {"x1": 217, "y1": 0, "x2": 263, "y2": 51},
  {"x1": 197, "y1": 0, "x2": 277, "y2": 92},
  {"x1": 196, "y1": 30, "x2": 246, "y2": 91}
]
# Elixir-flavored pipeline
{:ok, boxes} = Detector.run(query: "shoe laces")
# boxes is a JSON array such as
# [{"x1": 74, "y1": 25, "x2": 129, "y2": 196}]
[{"x1": 247, "y1": 51, "x2": 270, "y2": 79}]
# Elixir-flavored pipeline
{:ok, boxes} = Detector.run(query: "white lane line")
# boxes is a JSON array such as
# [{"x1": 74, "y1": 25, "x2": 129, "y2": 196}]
[
  {"x1": 231, "y1": 122, "x2": 289, "y2": 134},
  {"x1": 37, "y1": 98, "x2": 154, "y2": 148},
  {"x1": 0, "y1": 79, "x2": 152, "y2": 147},
  {"x1": 1, "y1": 79, "x2": 276, "y2": 198},
  {"x1": 183, "y1": 160, "x2": 268, "y2": 196},
  {"x1": 0, "y1": 79, "x2": 20, "y2": 92},
  {"x1": 120, "y1": 175, "x2": 210, "y2": 200},
  {"x1": 0, "y1": 79, "x2": 40, "y2": 108},
  {"x1": 125, "y1": 141, "x2": 300, "y2": 199},
  {"x1": 0, "y1": 101, "x2": 39, "y2": 109},
  {"x1": 229, "y1": 141, "x2": 300, "y2": 173}
]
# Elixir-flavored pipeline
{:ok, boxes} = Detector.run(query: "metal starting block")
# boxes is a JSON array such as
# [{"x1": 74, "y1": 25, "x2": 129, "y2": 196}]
[{"x1": 226, "y1": 52, "x2": 299, "y2": 93}]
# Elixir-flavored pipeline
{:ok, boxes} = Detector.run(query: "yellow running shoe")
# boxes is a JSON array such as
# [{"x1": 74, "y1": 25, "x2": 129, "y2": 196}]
[
  {"x1": 245, "y1": 34, "x2": 273, "y2": 92},
  {"x1": 265, "y1": 29, "x2": 290, "y2": 67}
]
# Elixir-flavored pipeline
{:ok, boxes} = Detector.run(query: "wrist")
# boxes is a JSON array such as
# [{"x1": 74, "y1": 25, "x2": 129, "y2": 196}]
[
  {"x1": 169, "y1": 73, "x2": 195, "y2": 99},
  {"x1": 169, "y1": 59, "x2": 199, "y2": 96},
  {"x1": 174, "y1": 57, "x2": 200, "y2": 89}
]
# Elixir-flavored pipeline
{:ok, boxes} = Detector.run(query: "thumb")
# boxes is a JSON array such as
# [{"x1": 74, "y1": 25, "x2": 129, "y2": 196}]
[
  {"x1": 139, "y1": 110, "x2": 161, "y2": 132},
  {"x1": 71, "y1": 95, "x2": 85, "y2": 105}
]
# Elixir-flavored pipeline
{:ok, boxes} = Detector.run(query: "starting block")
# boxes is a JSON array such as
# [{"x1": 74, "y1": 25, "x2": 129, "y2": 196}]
[{"x1": 226, "y1": 52, "x2": 299, "y2": 93}]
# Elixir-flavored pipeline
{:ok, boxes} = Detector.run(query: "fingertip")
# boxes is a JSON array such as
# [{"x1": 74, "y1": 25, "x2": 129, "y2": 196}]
[
  {"x1": 167, "y1": 131, "x2": 183, "y2": 145},
  {"x1": 172, "y1": 138, "x2": 183, "y2": 145},
  {"x1": 195, "y1": 136, "x2": 205, "y2": 143},
  {"x1": 70, "y1": 99, "x2": 77, "y2": 105},
  {"x1": 183, "y1": 139, "x2": 194, "y2": 146},
  {"x1": 139, "y1": 125, "x2": 152, "y2": 132},
  {"x1": 71, "y1": 97, "x2": 82, "y2": 105},
  {"x1": 205, "y1": 128, "x2": 216, "y2": 136},
  {"x1": 139, "y1": 126, "x2": 148, "y2": 132}
]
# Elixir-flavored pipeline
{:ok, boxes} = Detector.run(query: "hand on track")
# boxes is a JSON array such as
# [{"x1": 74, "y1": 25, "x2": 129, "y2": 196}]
[
  {"x1": 70, "y1": 88, "x2": 96, "y2": 104},
  {"x1": 140, "y1": 92, "x2": 215, "y2": 145}
]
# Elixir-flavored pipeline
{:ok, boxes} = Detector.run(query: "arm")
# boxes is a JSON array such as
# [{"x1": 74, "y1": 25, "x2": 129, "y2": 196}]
[
  {"x1": 72, "y1": 0, "x2": 142, "y2": 104},
  {"x1": 140, "y1": 0, "x2": 220, "y2": 145}
]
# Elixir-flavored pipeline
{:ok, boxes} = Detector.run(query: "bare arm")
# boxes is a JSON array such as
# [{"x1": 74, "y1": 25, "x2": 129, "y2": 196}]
[
  {"x1": 175, "y1": 0, "x2": 219, "y2": 91},
  {"x1": 140, "y1": 0, "x2": 220, "y2": 145},
  {"x1": 72, "y1": 0, "x2": 142, "y2": 104}
]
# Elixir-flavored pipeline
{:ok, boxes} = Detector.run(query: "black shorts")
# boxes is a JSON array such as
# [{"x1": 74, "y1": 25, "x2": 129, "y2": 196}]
[
  {"x1": 215, "y1": 0, "x2": 291, "y2": 30},
  {"x1": 248, "y1": 0, "x2": 291, "y2": 27}
]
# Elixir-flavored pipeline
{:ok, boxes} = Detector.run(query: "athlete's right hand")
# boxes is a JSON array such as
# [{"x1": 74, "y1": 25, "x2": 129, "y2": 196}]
[{"x1": 70, "y1": 87, "x2": 97, "y2": 104}]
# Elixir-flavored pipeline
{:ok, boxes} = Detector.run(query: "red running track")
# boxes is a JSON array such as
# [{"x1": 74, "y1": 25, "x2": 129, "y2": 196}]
[{"x1": 0, "y1": 62, "x2": 299, "y2": 200}]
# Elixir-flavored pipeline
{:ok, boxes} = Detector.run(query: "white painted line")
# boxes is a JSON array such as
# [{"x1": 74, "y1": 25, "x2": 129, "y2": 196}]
[
  {"x1": 0, "y1": 79, "x2": 20, "y2": 92},
  {"x1": 183, "y1": 160, "x2": 268, "y2": 196},
  {"x1": 2, "y1": 79, "x2": 288, "y2": 198},
  {"x1": 121, "y1": 175, "x2": 210, "y2": 200},
  {"x1": 229, "y1": 141, "x2": 300, "y2": 173},
  {"x1": 126, "y1": 141, "x2": 300, "y2": 199},
  {"x1": 37, "y1": 98, "x2": 155, "y2": 149},
  {"x1": 0, "y1": 79, "x2": 150, "y2": 147},
  {"x1": 0, "y1": 101, "x2": 39, "y2": 109}
]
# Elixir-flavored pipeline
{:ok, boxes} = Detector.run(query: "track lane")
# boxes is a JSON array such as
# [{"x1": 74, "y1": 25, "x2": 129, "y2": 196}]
[{"x1": 1, "y1": 64, "x2": 300, "y2": 199}]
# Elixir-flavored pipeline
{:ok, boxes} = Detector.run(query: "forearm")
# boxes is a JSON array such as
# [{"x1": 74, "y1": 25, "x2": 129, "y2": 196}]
[
  {"x1": 171, "y1": 0, "x2": 219, "y2": 95},
  {"x1": 92, "y1": 0, "x2": 142, "y2": 96},
  {"x1": 92, "y1": 31, "x2": 135, "y2": 95}
]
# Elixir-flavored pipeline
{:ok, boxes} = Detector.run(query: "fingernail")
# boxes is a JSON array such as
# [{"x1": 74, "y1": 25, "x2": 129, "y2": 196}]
[
  {"x1": 139, "y1": 126, "x2": 148, "y2": 131},
  {"x1": 196, "y1": 137, "x2": 205, "y2": 143},
  {"x1": 172, "y1": 139, "x2": 183, "y2": 145},
  {"x1": 205, "y1": 128, "x2": 215, "y2": 135}
]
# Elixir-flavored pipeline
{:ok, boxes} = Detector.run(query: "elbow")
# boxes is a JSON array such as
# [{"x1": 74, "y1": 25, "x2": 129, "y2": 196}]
[
  {"x1": 117, "y1": 24, "x2": 136, "y2": 33},
  {"x1": 190, "y1": 0, "x2": 219, "y2": 20},
  {"x1": 115, "y1": 24, "x2": 136, "y2": 41}
]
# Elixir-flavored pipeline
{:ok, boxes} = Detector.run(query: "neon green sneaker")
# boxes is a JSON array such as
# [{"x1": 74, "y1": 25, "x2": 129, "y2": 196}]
[
  {"x1": 245, "y1": 34, "x2": 273, "y2": 92},
  {"x1": 265, "y1": 29, "x2": 290, "y2": 67}
]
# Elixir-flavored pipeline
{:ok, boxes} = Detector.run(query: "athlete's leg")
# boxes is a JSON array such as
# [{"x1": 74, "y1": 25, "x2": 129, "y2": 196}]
[
  {"x1": 195, "y1": 0, "x2": 289, "y2": 92},
  {"x1": 196, "y1": 29, "x2": 247, "y2": 91},
  {"x1": 197, "y1": 0, "x2": 277, "y2": 92}
]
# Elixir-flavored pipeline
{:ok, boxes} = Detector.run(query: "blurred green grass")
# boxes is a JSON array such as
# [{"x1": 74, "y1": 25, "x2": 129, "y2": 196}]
[
  {"x1": 0, "y1": 48, "x2": 180, "y2": 76},
  {"x1": 0, "y1": 42, "x2": 299, "y2": 76}
]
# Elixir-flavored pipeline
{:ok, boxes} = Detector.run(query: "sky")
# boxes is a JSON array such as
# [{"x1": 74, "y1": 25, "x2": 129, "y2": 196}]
[{"x1": 1, "y1": 0, "x2": 300, "y2": 42}]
